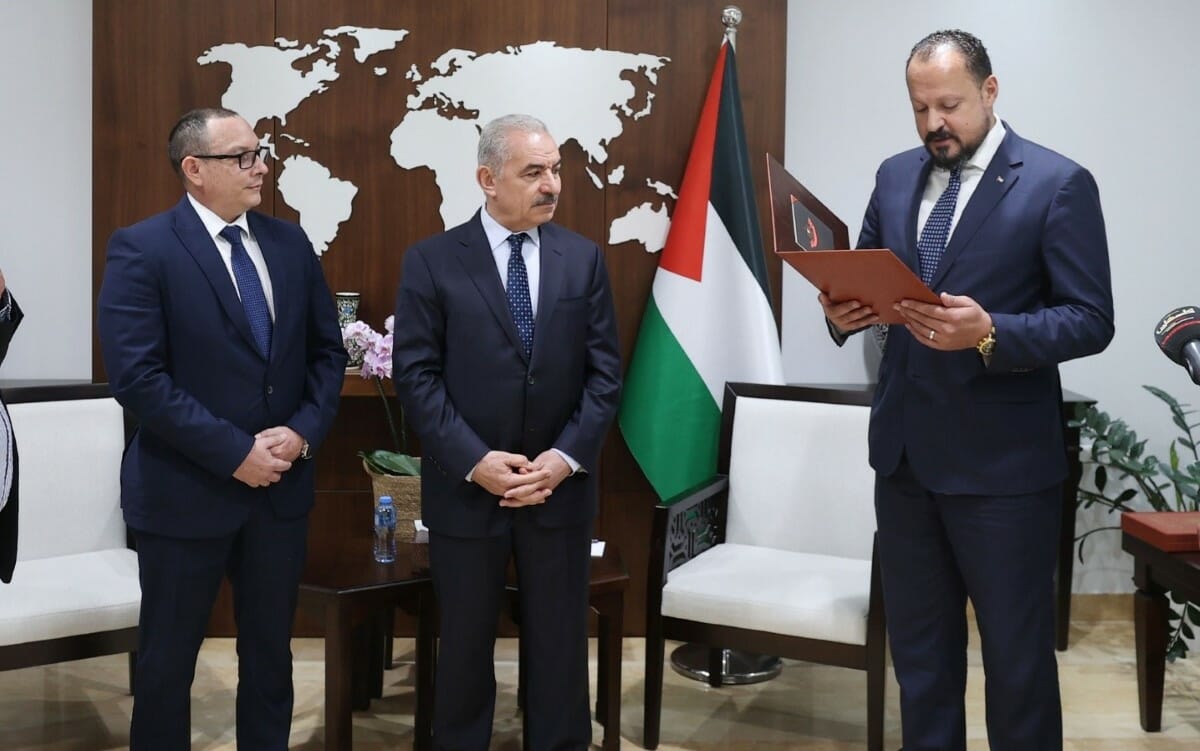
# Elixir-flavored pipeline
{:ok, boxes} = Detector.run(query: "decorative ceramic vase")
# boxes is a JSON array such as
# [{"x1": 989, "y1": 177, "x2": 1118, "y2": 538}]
[
  {"x1": 363, "y1": 459, "x2": 421, "y2": 543},
  {"x1": 335, "y1": 291, "x2": 361, "y2": 327},
  {"x1": 335, "y1": 292, "x2": 363, "y2": 367}
]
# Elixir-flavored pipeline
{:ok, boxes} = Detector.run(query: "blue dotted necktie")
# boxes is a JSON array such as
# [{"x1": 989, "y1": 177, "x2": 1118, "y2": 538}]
[
  {"x1": 219, "y1": 225, "x2": 272, "y2": 358},
  {"x1": 872, "y1": 165, "x2": 962, "y2": 351},
  {"x1": 505, "y1": 233, "x2": 535, "y2": 357},
  {"x1": 917, "y1": 165, "x2": 962, "y2": 285}
]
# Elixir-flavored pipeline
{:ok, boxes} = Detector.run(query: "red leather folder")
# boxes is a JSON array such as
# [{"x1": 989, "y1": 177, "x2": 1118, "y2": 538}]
[
  {"x1": 777, "y1": 249, "x2": 941, "y2": 324},
  {"x1": 1121, "y1": 511, "x2": 1200, "y2": 552},
  {"x1": 766, "y1": 154, "x2": 941, "y2": 324}
]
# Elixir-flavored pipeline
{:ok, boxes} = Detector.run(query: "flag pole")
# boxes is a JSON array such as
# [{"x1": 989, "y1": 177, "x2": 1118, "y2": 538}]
[{"x1": 666, "y1": 3, "x2": 787, "y2": 689}]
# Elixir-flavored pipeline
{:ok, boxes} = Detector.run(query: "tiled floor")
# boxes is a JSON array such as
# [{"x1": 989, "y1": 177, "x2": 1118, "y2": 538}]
[{"x1": 2, "y1": 601, "x2": 1199, "y2": 749}]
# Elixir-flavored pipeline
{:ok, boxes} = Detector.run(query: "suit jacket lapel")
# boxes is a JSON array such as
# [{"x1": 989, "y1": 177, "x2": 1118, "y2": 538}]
[
  {"x1": 456, "y1": 211, "x2": 529, "y2": 360},
  {"x1": 902, "y1": 157, "x2": 935, "y2": 275},
  {"x1": 930, "y1": 128, "x2": 1022, "y2": 289},
  {"x1": 248, "y1": 212, "x2": 287, "y2": 362},
  {"x1": 534, "y1": 223, "x2": 564, "y2": 359},
  {"x1": 171, "y1": 197, "x2": 261, "y2": 356}
]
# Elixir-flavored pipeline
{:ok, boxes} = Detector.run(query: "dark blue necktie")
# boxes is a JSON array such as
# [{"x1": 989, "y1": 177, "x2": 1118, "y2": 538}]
[
  {"x1": 219, "y1": 225, "x2": 272, "y2": 358},
  {"x1": 917, "y1": 165, "x2": 962, "y2": 285},
  {"x1": 505, "y1": 233, "x2": 534, "y2": 357},
  {"x1": 873, "y1": 165, "x2": 962, "y2": 351}
]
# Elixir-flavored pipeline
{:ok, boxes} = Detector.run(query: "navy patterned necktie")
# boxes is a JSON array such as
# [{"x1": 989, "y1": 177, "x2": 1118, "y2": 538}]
[
  {"x1": 219, "y1": 225, "x2": 273, "y2": 358},
  {"x1": 873, "y1": 165, "x2": 962, "y2": 352},
  {"x1": 505, "y1": 233, "x2": 535, "y2": 357},
  {"x1": 917, "y1": 165, "x2": 963, "y2": 285}
]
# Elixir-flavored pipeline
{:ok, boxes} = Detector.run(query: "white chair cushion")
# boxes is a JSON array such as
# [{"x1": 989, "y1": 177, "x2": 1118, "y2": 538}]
[
  {"x1": 725, "y1": 398, "x2": 875, "y2": 561},
  {"x1": 661, "y1": 542, "x2": 870, "y2": 645},
  {"x1": 0, "y1": 548, "x2": 140, "y2": 646}
]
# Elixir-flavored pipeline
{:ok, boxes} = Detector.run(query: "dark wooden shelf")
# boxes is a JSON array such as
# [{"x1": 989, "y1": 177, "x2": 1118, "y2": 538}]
[{"x1": 342, "y1": 371, "x2": 395, "y2": 398}]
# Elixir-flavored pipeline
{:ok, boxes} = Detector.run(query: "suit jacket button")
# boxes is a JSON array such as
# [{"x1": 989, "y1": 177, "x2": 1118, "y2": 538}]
[
  {"x1": 266, "y1": 385, "x2": 274, "y2": 395},
  {"x1": 527, "y1": 376, "x2": 535, "y2": 386}
]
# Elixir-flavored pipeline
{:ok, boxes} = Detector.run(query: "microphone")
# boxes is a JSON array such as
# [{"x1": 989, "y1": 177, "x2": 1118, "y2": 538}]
[{"x1": 1154, "y1": 306, "x2": 1200, "y2": 384}]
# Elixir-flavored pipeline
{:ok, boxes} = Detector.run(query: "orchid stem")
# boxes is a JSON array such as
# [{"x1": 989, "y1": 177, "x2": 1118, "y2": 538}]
[{"x1": 374, "y1": 375, "x2": 406, "y2": 454}]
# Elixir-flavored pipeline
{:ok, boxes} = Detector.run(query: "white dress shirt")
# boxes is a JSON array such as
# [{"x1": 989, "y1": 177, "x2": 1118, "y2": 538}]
[
  {"x1": 187, "y1": 193, "x2": 276, "y2": 320},
  {"x1": 479, "y1": 205, "x2": 541, "y2": 315},
  {"x1": 917, "y1": 117, "x2": 1007, "y2": 242}
]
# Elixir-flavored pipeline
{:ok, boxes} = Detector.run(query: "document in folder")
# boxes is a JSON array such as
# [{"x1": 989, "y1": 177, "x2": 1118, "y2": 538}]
[{"x1": 766, "y1": 154, "x2": 940, "y2": 323}]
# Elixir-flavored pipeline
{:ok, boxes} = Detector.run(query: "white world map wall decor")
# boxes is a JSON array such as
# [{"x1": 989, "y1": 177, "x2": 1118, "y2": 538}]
[{"x1": 199, "y1": 28, "x2": 676, "y2": 257}]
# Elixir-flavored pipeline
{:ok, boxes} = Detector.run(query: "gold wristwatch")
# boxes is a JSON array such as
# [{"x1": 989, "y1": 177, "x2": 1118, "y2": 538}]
[{"x1": 976, "y1": 326, "x2": 996, "y2": 364}]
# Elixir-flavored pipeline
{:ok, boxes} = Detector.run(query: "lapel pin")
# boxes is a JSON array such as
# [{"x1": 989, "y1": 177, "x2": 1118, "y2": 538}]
[{"x1": 997, "y1": 176, "x2": 1005, "y2": 183}]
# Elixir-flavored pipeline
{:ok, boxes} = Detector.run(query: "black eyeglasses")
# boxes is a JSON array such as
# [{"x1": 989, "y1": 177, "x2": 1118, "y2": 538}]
[{"x1": 189, "y1": 146, "x2": 269, "y2": 170}]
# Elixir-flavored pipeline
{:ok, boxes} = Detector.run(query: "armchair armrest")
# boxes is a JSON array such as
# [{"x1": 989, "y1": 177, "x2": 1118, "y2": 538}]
[
  {"x1": 645, "y1": 475, "x2": 728, "y2": 645},
  {"x1": 648, "y1": 475, "x2": 729, "y2": 593}
]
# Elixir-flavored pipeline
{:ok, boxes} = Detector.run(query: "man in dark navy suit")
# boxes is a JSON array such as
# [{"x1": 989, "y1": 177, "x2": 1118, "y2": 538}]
[
  {"x1": 821, "y1": 31, "x2": 1114, "y2": 751},
  {"x1": 97, "y1": 108, "x2": 346, "y2": 750},
  {"x1": 393, "y1": 114, "x2": 622, "y2": 750},
  {"x1": 0, "y1": 268, "x2": 22, "y2": 584}
]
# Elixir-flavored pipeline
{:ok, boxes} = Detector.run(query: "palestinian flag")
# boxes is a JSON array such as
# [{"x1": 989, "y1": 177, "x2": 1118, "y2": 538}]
[{"x1": 619, "y1": 40, "x2": 784, "y2": 502}]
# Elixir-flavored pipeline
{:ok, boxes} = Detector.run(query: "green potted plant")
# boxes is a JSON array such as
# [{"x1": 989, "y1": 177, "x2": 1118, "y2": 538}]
[
  {"x1": 1075, "y1": 385, "x2": 1200, "y2": 661},
  {"x1": 343, "y1": 315, "x2": 421, "y2": 540}
]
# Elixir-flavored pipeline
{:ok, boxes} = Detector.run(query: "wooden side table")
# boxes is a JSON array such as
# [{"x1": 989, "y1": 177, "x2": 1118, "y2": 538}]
[
  {"x1": 1121, "y1": 531, "x2": 1200, "y2": 731},
  {"x1": 297, "y1": 542, "x2": 435, "y2": 751}
]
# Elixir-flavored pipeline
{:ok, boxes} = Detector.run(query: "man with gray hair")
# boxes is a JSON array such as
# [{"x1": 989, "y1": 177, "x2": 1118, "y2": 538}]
[{"x1": 393, "y1": 114, "x2": 622, "y2": 750}]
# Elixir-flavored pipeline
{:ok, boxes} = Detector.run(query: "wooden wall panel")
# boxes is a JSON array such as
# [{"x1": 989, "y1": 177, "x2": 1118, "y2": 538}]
[
  {"x1": 92, "y1": 0, "x2": 276, "y2": 381},
  {"x1": 93, "y1": 1, "x2": 787, "y2": 637}
]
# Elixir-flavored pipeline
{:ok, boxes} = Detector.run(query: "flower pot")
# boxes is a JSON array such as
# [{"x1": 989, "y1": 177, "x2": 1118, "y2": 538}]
[{"x1": 363, "y1": 459, "x2": 421, "y2": 543}]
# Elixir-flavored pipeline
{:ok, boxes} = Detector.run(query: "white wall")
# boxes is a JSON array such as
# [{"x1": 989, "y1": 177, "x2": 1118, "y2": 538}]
[
  {"x1": 0, "y1": 0, "x2": 91, "y2": 379},
  {"x1": 785, "y1": 0, "x2": 1200, "y2": 592}
]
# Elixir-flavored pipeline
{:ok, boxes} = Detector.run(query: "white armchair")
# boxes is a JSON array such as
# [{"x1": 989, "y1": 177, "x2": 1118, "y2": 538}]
[
  {"x1": 0, "y1": 385, "x2": 139, "y2": 689},
  {"x1": 644, "y1": 383, "x2": 884, "y2": 750}
]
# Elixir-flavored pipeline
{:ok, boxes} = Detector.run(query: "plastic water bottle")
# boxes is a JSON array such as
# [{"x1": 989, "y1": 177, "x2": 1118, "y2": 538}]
[{"x1": 373, "y1": 495, "x2": 397, "y2": 563}]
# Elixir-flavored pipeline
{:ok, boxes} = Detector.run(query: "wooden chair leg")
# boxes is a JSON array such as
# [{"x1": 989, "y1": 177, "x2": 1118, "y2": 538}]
[
  {"x1": 127, "y1": 651, "x2": 136, "y2": 695},
  {"x1": 643, "y1": 618, "x2": 665, "y2": 750},
  {"x1": 866, "y1": 639, "x2": 885, "y2": 751}
]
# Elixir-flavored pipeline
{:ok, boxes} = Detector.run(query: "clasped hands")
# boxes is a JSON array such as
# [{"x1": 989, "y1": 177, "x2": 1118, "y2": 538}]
[
  {"x1": 472, "y1": 450, "x2": 571, "y2": 507},
  {"x1": 818, "y1": 290, "x2": 992, "y2": 351},
  {"x1": 233, "y1": 426, "x2": 304, "y2": 488}
]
